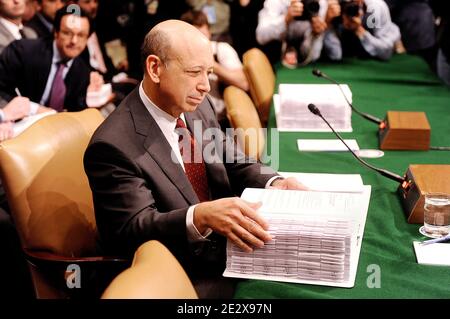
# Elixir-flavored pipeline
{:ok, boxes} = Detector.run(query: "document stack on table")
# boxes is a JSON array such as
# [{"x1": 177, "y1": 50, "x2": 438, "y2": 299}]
[
  {"x1": 223, "y1": 173, "x2": 371, "y2": 288},
  {"x1": 274, "y1": 84, "x2": 353, "y2": 132}
]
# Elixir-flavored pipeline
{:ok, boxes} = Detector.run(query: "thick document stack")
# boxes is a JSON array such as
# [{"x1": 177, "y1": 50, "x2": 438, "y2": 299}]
[
  {"x1": 274, "y1": 84, "x2": 353, "y2": 132},
  {"x1": 223, "y1": 178, "x2": 371, "y2": 288}
]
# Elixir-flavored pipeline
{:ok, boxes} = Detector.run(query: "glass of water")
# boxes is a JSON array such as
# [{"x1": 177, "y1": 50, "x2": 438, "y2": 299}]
[{"x1": 420, "y1": 193, "x2": 450, "y2": 238}]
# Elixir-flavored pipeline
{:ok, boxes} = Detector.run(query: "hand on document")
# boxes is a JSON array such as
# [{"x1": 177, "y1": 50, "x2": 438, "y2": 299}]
[
  {"x1": 194, "y1": 198, "x2": 273, "y2": 253},
  {"x1": 270, "y1": 176, "x2": 308, "y2": 191}
]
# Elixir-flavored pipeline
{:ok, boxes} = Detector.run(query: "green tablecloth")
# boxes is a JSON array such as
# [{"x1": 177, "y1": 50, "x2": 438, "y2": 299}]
[{"x1": 234, "y1": 54, "x2": 450, "y2": 299}]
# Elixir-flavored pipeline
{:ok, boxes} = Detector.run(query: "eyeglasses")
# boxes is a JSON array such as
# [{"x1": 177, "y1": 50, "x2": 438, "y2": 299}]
[{"x1": 59, "y1": 30, "x2": 89, "y2": 40}]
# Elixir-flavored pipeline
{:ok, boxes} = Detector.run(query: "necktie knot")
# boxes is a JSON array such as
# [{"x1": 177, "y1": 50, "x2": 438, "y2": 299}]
[{"x1": 176, "y1": 118, "x2": 187, "y2": 129}]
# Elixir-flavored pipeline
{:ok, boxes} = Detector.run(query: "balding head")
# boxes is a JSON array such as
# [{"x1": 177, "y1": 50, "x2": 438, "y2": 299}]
[
  {"x1": 141, "y1": 19, "x2": 211, "y2": 72},
  {"x1": 140, "y1": 20, "x2": 214, "y2": 118}
]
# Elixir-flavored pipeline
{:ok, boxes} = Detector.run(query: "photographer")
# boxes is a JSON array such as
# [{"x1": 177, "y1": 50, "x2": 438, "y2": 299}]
[
  {"x1": 323, "y1": 0, "x2": 400, "y2": 60},
  {"x1": 256, "y1": 0, "x2": 334, "y2": 66}
]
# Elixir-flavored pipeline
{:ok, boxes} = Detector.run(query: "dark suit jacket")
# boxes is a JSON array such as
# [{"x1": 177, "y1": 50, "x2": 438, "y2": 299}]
[
  {"x1": 84, "y1": 88, "x2": 278, "y2": 274},
  {"x1": 25, "y1": 14, "x2": 53, "y2": 39},
  {"x1": 0, "y1": 38, "x2": 90, "y2": 111}
]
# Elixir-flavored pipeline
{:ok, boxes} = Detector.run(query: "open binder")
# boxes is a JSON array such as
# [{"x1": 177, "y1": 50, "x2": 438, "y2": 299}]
[{"x1": 223, "y1": 184, "x2": 371, "y2": 288}]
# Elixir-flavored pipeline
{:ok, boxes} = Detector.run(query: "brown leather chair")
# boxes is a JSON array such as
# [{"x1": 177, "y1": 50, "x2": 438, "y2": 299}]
[
  {"x1": 242, "y1": 48, "x2": 275, "y2": 127},
  {"x1": 0, "y1": 109, "x2": 127, "y2": 299},
  {"x1": 224, "y1": 85, "x2": 265, "y2": 160},
  {"x1": 101, "y1": 240, "x2": 198, "y2": 299}
]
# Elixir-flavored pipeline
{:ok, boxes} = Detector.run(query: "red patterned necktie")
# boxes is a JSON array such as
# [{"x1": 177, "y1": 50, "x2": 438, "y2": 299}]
[{"x1": 176, "y1": 118, "x2": 209, "y2": 202}]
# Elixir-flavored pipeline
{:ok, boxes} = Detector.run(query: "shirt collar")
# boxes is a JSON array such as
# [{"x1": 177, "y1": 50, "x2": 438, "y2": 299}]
[
  {"x1": 138, "y1": 81, "x2": 186, "y2": 132},
  {"x1": 0, "y1": 17, "x2": 23, "y2": 40}
]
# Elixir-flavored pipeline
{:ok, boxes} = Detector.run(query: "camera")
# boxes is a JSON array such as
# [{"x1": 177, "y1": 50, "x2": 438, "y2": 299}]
[
  {"x1": 294, "y1": 0, "x2": 320, "y2": 21},
  {"x1": 339, "y1": 0, "x2": 361, "y2": 17}
]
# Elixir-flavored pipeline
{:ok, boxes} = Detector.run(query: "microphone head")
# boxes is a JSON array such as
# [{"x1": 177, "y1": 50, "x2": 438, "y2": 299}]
[
  {"x1": 312, "y1": 69, "x2": 323, "y2": 77},
  {"x1": 308, "y1": 103, "x2": 321, "y2": 116}
]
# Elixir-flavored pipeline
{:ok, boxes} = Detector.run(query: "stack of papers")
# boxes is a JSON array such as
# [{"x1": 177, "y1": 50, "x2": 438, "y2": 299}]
[
  {"x1": 274, "y1": 84, "x2": 353, "y2": 132},
  {"x1": 13, "y1": 110, "x2": 57, "y2": 138},
  {"x1": 223, "y1": 173, "x2": 371, "y2": 288}
]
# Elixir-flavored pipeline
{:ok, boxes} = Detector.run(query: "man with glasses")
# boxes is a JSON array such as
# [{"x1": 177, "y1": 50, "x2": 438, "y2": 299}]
[{"x1": 0, "y1": 5, "x2": 93, "y2": 119}]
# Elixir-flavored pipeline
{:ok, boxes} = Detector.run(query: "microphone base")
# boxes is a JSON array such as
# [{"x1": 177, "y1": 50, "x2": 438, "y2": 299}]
[
  {"x1": 379, "y1": 111, "x2": 430, "y2": 150},
  {"x1": 398, "y1": 164, "x2": 450, "y2": 223}
]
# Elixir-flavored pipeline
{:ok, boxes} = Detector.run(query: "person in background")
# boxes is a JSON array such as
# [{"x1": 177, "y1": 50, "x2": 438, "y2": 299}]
[
  {"x1": 25, "y1": 0, "x2": 65, "y2": 38},
  {"x1": 323, "y1": 0, "x2": 401, "y2": 61},
  {"x1": 22, "y1": 0, "x2": 38, "y2": 22},
  {"x1": 0, "y1": 0, "x2": 37, "y2": 53},
  {"x1": 229, "y1": 0, "x2": 264, "y2": 58},
  {"x1": 385, "y1": 0, "x2": 437, "y2": 70},
  {"x1": 181, "y1": 9, "x2": 248, "y2": 128},
  {"x1": 0, "y1": 6, "x2": 94, "y2": 116},
  {"x1": 256, "y1": 0, "x2": 332, "y2": 67}
]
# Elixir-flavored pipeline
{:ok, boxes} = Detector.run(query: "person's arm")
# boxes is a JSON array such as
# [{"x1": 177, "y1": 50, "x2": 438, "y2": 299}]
[
  {"x1": 358, "y1": 0, "x2": 400, "y2": 60},
  {"x1": 323, "y1": 28, "x2": 343, "y2": 60},
  {"x1": 84, "y1": 141, "x2": 189, "y2": 254},
  {"x1": 256, "y1": 0, "x2": 303, "y2": 45},
  {"x1": 213, "y1": 42, "x2": 249, "y2": 91}
]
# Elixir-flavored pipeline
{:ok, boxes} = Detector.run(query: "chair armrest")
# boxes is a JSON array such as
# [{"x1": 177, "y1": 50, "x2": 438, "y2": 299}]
[{"x1": 24, "y1": 249, "x2": 129, "y2": 270}]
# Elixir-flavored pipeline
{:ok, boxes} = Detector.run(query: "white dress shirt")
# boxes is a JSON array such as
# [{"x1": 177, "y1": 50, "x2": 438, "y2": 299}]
[
  {"x1": 0, "y1": 17, "x2": 23, "y2": 40},
  {"x1": 138, "y1": 83, "x2": 281, "y2": 243}
]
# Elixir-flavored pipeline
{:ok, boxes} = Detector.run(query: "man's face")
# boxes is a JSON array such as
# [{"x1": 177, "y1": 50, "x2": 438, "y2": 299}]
[
  {"x1": 39, "y1": 0, "x2": 65, "y2": 21},
  {"x1": 156, "y1": 38, "x2": 214, "y2": 116},
  {"x1": 54, "y1": 15, "x2": 89, "y2": 60},
  {"x1": 0, "y1": 0, "x2": 26, "y2": 20},
  {"x1": 77, "y1": 0, "x2": 97, "y2": 19}
]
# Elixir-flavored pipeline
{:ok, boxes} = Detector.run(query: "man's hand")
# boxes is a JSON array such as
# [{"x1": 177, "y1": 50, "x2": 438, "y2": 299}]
[
  {"x1": 2, "y1": 96, "x2": 30, "y2": 122},
  {"x1": 0, "y1": 122, "x2": 14, "y2": 142},
  {"x1": 88, "y1": 71, "x2": 105, "y2": 92},
  {"x1": 286, "y1": 0, "x2": 304, "y2": 24},
  {"x1": 194, "y1": 198, "x2": 272, "y2": 253},
  {"x1": 343, "y1": 13, "x2": 365, "y2": 37},
  {"x1": 270, "y1": 176, "x2": 308, "y2": 190},
  {"x1": 311, "y1": 16, "x2": 327, "y2": 35},
  {"x1": 325, "y1": 0, "x2": 341, "y2": 26}
]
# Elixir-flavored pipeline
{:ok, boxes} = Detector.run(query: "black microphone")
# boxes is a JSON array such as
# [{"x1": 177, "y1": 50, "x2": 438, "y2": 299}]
[
  {"x1": 312, "y1": 69, "x2": 383, "y2": 125},
  {"x1": 307, "y1": 103, "x2": 405, "y2": 184}
]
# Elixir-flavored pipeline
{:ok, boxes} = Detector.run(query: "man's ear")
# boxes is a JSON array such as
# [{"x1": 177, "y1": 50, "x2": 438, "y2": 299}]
[{"x1": 145, "y1": 55, "x2": 162, "y2": 83}]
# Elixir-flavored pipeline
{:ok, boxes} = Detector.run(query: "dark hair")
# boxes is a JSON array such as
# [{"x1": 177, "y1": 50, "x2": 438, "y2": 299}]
[
  {"x1": 140, "y1": 27, "x2": 171, "y2": 71},
  {"x1": 180, "y1": 10, "x2": 209, "y2": 28},
  {"x1": 53, "y1": 5, "x2": 92, "y2": 34}
]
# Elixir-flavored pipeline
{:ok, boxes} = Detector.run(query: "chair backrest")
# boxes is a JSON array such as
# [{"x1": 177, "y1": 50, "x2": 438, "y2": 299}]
[
  {"x1": 0, "y1": 109, "x2": 104, "y2": 257},
  {"x1": 242, "y1": 48, "x2": 275, "y2": 126},
  {"x1": 224, "y1": 85, "x2": 265, "y2": 160},
  {"x1": 101, "y1": 240, "x2": 198, "y2": 299}
]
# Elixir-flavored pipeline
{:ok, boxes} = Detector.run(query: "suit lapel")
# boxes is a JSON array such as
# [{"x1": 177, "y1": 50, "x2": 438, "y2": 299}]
[{"x1": 128, "y1": 90, "x2": 199, "y2": 205}]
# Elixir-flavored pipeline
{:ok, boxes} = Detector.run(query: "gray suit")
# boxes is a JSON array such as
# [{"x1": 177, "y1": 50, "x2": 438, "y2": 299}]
[
  {"x1": 0, "y1": 22, "x2": 36, "y2": 53},
  {"x1": 84, "y1": 88, "x2": 278, "y2": 277}
]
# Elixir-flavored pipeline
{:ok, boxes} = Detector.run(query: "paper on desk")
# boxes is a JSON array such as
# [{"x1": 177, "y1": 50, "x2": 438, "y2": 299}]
[
  {"x1": 273, "y1": 91, "x2": 353, "y2": 133},
  {"x1": 223, "y1": 186, "x2": 372, "y2": 288},
  {"x1": 297, "y1": 139, "x2": 360, "y2": 152},
  {"x1": 413, "y1": 241, "x2": 450, "y2": 266},
  {"x1": 279, "y1": 172, "x2": 364, "y2": 193},
  {"x1": 13, "y1": 110, "x2": 57, "y2": 138}
]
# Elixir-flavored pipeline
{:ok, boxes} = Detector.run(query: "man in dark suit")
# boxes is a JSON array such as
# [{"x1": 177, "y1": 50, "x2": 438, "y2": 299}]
[
  {"x1": 84, "y1": 19, "x2": 305, "y2": 298},
  {"x1": 0, "y1": 5, "x2": 91, "y2": 112}
]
